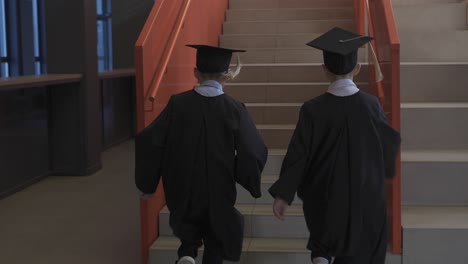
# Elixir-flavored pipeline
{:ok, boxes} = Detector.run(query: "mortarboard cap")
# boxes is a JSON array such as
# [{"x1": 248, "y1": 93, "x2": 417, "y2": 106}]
[
  {"x1": 306, "y1": 27, "x2": 373, "y2": 75},
  {"x1": 187, "y1": 45, "x2": 246, "y2": 73}
]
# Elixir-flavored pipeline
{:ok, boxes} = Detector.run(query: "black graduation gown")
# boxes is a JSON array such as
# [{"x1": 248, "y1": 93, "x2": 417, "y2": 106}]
[
  {"x1": 269, "y1": 91, "x2": 401, "y2": 259},
  {"x1": 135, "y1": 90, "x2": 268, "y2": 261}
]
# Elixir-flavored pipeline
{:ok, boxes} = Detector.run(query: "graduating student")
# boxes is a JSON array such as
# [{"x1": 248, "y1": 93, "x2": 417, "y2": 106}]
[
  {"x1": 135, "y1": 45, "x2": 268, "y2": 264},
  {"x1": 269, "y1": 28, "x2": 401, "y2": 264}
]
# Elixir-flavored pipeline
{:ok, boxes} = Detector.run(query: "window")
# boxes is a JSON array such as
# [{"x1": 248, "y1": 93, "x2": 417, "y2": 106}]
[
  {"x1": 0, "y1": 0, "x2": 9, "y2": 77},
  {"x1": 97, "y1": 0, "x2": 112, "y2": 71},
  {"x1": 0, "y1": 0, "x2": 46, "y2": 78},
  {"x1": 32, "y1": 0, "x2": 43, "y2": 74}
]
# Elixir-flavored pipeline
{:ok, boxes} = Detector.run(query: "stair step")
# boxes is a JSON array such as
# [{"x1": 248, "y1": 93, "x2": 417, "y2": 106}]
[
  {"x1": 236, "y1": 175, "x2": 302, "y2": 205},
  {"x1": 401, "y1": 63, "x2": 468, "y2": 102},
  {"x1": 224, "y1": 82, "x2": 370, "y2": 103},
  {"x1": 248, "y1": 104, "x2": 300, "y2": 125},
  {"x1": 257, "y1": 125, "x2": 293, "y2": 149},
  {"x1": 394, "y1": 3, "x2": 468, "y2": 31},
  {"x1": 237, "y1": 48, "x2": 323, "y2": 63},
  {"x1": 223, "y1": 20, "x2": 354, "y2": 34},
  {"x1": 228, "y1": 0, "x2": 354, "y2": 9},
  {"x1": 401, "y1": 106, "x2": 468, "y2": 150},
  {"x1": 150, "y1": 237, "x2": 401, "y2": 263},
  {"x1": 226, "y1": 7, "x2": 354, "y2": 21},
  {"x1": 150, "y1": 236, "x2": 310, "y2": 263},
  {"x1": 159, "y1": 204, "x2": 308, "y2": 239},
  {"x1": 233, "y1": 64, "x2": 368, "y2": 83},
  {"x1": 401, "y1": 102, "x2": 468, "y2": 108},
  {"x1": 403, "y1": 160, "x2": 468, "y2": 205},
  {"x1": 399, "y1": 30, "x2": 468, "y2": 62},
  {"x1": 227, "y1": 47, "x2": 368, "y2": 64},
  {"x1": 402, "y1": 206, "x2": 468, "y2": 263},
  {"x1": 237, "y1": 103, "x2": 468, "y2": 149},
  {"x1": 403, "y1": 206, "x2": 468, "y2": 229},
  {"x1": 402, "y1": 150, "x2": 468, "y2": 162},
  {"x1": 221, "y1": 34, "x2": 316, "y2": 49},
  {"x1": 264, "y1": 149, "x2": 468, "y2": 205}
]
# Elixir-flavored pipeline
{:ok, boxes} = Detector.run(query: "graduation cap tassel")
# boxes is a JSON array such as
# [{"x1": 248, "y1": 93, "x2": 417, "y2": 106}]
[
  {"x1": 228, "y1": 53, "x2": 242, "y2": 80},
  {"x1": 369, "y1": 43, "x2": 383, "y2": 82},
  {"x1": 368, "y1": 42, "x2": 385, "y2": 103}
]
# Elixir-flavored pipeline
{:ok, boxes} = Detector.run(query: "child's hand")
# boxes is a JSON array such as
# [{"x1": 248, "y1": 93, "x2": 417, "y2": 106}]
[{"x1": 273, "y1": 197, "x2": 289, "y2": 221}]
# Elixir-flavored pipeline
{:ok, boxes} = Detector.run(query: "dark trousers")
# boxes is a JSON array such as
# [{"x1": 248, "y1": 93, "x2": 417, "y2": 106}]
[
  {"x1": 310, "y1": 220, "x2": 388, "y2": 264},
  {"x1": 177, "y1": 230, "x2": 223, "y2": 264},
  {"x1": 174, "y1": 200, "x2": 224, "y2": 264}
]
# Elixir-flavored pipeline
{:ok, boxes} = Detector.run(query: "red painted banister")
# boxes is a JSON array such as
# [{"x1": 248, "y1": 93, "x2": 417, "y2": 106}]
[
  {"x1": 354, "y1": 0, "x2": 402, "y2": 254},
  {"x1": 144, "y1": 0, "x2": 192, "y2": 103}
]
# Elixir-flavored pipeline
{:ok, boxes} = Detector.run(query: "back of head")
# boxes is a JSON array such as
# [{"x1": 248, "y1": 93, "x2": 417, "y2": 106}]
[
  {"x1": 306, "y1": 27, "x2": 373, "y2": 76},
  {"x1": 187, "y1": 44, "x2": 245, "y2": 82}
]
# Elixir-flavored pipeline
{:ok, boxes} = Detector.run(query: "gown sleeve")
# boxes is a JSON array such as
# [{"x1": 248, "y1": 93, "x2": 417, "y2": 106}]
[
  {"x1": 374, "y1": 99, "x2": 401, "y2": 179},
  {"x1": 234, "y1": 103, "x2": 268, "y2": 198},
  {"x1": 134, "y1": 98, "x2": 173, "y2": 194},
  {"x1": 269, "y1": 104, "x2": 312, "y2": 205}
]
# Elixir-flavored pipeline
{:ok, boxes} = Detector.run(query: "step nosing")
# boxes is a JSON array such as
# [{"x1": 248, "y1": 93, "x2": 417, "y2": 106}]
[
  {"x1": 257, "y1": 124, "x2": 296, "y2": 130},
  {"x1": 224, "y1": 19, "x2": 354, "y2": 23},
  {"x1": 401, "y1": 62, "x2": 468, "y2": 65},
  {"x1": 246, "y1": 103, "x2": 302, "y2": 107},
  {"x1": 227, "y1": 7, "x2": 353, "y2": 11},
  {"x1": 225, "y1": 82, "x2": 367, "y2": 86},
  {"x1": 152, "y1": 236, "x2": 310, "y2": 252},
  {"x1": 402, "y1": 150, "x2": 468, "y2": 163},
  {"x1": 401, "y1": 102, "x2": 468, "y2": 108}
]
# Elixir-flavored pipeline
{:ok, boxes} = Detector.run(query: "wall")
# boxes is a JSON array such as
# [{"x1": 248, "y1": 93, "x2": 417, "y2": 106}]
[{"x1": 112, "y1": 0, "x2": 154, "y2": 69}]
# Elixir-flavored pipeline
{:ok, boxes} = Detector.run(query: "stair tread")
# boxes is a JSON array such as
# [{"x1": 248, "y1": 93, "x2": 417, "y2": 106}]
[
  {"x1": 401, "y1": 102, "x2": 468, "y2": 108},
  {"x1": 161, "y1": 204, "x2": 304, "y2": 216},
  {"x1": 225, "y1": 82, "x2": 368, "y2": 86},
  {"x1": 246, "y1": 103, "x2": 302, "y2": 107},
  {"x1": 225, "y1": 82, "x2": 329, "y2": 86},
  {"x1": 228, "y1": 7, "x2": 353, "y2": 11},
  {"x1": 402, "y1": 150, "x2": 468, "y2": 162},
  {"x1": 257, "y1": 124, "x2": 296, "y2": 130},
  {"x1": 222, "y1": 33, "x2": 323, "y2": 37},
  {"x1": 402, "y1": 206, "x2": 468, "y2": 229},
  {"x1": 151, "y1": 236, "x2": 309, "y2": 253},
  {"x1": 224, "y1": 19, "x2": 354, "y2": 23},
  {"x1": 268, "y1": 148, "x2": 468, "y2": 162}
]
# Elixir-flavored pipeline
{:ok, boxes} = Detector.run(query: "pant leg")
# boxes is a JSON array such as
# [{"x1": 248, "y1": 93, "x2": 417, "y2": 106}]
[
  {"x1": 333, "y1": 256, "x2": 353, "y2": 264},
  {"x1": 369, "y1": 217, "x2": 388, "y2": 264},
  {"x1": 310, "y1": 241, "x2": 332, "y2": 264},
  {"x1": 201, "y1": 227, "x2": 224, "y2": 264},
  {"x1": 178, "y1": 239, "x2": 203, "y2": 259},
  {"x1": 333, "y1": 220, "x2": 388, "y2": 264}
]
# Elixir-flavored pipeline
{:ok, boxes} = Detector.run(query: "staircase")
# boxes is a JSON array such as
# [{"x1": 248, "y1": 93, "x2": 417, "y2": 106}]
[
  {"x1": 395, "y1": 2, "x2": 468, "y2": 264},
  {"x1": 149, "y1": 0, "x2": 401, "y2": 263}
]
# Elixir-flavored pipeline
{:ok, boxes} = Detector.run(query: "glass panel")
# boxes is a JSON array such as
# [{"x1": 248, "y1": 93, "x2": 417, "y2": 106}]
[
  {"x1": 1, "y1": 62, "x2": 8, "y2": 77},
  {"x1": 97, "y1": 20, "x2": 105, "y2": 71},
  {"x1": 32, "y1": 0, "x2": 40, "y2": 57},
  {"x1": 96, "y1": 0, "x2": 112, "y2": 71},
  {"x1": 98, "y1": 59, "x2": 104, "y2": 72},
  {"x1": 35, "y1": 61, "x2": 40, "y2": 75},
  {"x1": 0, "y1": 0, "x2": 7, "y2": 57},
  {"x1": 105, "y1": 0, "x2": 111, "y2": 14},
  {"x1": 96, "y1": 0, "x2": 103, "y2": 15},
  {"x1": 105, "y1": 18, "x2": 112, "y2": 70}
]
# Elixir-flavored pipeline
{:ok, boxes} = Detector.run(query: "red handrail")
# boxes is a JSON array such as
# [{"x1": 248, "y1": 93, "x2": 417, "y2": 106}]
[
  {"x1": 354, "y1": 0, "x2": 402, "y2": 254},
  {"x1": 134, "y1": 0, "x2": 229, "y2": 263}
]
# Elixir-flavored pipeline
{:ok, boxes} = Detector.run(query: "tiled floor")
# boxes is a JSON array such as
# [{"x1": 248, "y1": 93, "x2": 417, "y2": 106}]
[{"x1": 0, "y1": 140, "x2": 141, "y2": 264}]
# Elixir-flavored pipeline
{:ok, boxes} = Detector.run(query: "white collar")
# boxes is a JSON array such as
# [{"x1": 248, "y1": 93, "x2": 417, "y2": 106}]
[
  {"x1": 194, "y1": 80, "x2": 224, "y2": 97},
  {"x1": 327, "y1": 79, "x2": 359, "y2": 97}
]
